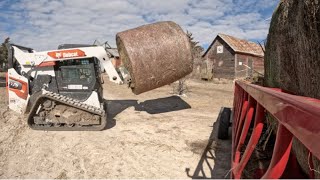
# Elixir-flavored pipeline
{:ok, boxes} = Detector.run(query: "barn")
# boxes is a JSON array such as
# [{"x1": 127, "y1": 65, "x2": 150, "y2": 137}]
[{"x1": 202, "y1": 33, "x2": 264, "y2": 80}]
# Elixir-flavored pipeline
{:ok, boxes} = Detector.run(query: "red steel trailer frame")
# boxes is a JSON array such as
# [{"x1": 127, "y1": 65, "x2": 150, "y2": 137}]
[{"x1": 232, "y1": 80, "x2": 320, "y2": 178}]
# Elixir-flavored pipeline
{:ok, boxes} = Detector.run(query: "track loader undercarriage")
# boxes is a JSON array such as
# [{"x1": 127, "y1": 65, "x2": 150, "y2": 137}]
[{"x1": 27, "y1": 90, "x2": 106, "y2": 131}]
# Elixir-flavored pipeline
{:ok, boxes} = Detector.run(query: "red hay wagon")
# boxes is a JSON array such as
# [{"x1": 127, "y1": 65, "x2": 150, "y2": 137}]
[{"x1": 221, "y1": 80, "x2": 320, "y2": 178}]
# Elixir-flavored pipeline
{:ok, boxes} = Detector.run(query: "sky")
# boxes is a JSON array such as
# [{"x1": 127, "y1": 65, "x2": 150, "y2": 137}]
[{"x1": 0, "y1": 0, "x2": 279, "y2": 51}]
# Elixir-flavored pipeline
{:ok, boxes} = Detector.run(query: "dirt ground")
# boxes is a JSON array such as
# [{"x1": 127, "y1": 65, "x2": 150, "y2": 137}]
[{"x1": 0, "y1": 75, "x2": 234, "y2": 179}]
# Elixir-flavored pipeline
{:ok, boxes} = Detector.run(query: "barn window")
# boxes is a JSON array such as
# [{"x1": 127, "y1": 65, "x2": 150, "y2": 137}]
[{"x1": 217, "y1": 45, "x2": 223, "y2": 53}]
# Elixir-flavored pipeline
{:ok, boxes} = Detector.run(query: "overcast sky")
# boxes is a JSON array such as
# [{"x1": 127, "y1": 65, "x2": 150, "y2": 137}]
[{"x1": 0, "y1": 0, "x2": 278, "y2": 51}]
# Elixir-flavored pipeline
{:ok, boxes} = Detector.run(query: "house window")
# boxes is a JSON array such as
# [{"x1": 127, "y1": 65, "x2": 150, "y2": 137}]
[{"x1": 217, "y1": 46, "x2": 223, "y2": 53}]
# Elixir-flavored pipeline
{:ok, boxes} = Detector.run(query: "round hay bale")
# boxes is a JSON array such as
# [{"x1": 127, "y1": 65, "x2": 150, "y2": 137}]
[
  {"x1": 264, "y1": 0, "x2": 320, "y2": 97},
  {"x1": 116, "y1": 21, "x2": 193, "y2": 94},
  {"x1": 265, "y1": 0, "x2": 320, "y2": 177}
]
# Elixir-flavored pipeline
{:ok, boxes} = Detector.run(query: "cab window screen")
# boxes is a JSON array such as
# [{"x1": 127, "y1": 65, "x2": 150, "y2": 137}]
[{"x1": 61, "y1": 67, "x2": 92, "y2": 83}]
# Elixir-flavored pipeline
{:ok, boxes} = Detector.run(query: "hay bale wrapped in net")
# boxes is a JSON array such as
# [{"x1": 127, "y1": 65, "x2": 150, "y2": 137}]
[
  {"x1": 265, "y1": 0, "x2": 320, "y2": 177},
  {"x1": 116, "y1": 21, "x2": 193, "y2": 94}
]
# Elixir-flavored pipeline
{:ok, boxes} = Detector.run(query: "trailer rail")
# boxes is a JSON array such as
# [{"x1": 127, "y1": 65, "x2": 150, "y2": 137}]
[{"x1": 232, "y1": 80, "x2": 320, "y2": 178}]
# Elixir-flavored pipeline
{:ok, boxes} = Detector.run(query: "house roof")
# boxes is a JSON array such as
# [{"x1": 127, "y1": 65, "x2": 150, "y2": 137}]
[{"x1": 202, "y1": 33, "x2": 264, "y2": 57}]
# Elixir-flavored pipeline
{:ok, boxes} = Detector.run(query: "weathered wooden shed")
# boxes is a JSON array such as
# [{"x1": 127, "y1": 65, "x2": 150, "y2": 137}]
[{"x1": 202, "y1": 34, "x2": 264, "y2": 80}]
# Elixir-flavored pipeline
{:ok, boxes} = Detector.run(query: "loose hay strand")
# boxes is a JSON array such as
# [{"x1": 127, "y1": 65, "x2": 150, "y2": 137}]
[{"x1": 308, "y1": 151, "x2": 320, "y2": 175}]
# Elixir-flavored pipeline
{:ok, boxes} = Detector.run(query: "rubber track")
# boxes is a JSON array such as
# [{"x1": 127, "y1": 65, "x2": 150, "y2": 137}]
[{"x1": 27, "y1": 90, "x2": 107, "y2": 131}]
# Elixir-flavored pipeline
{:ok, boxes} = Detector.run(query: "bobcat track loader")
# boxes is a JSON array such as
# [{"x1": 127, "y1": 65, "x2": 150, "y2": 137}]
[{"x1": 5, "y1": 42, "x2": 128, "y2": 131}]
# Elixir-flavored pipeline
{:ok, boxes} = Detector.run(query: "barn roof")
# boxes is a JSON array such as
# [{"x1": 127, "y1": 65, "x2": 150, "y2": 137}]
[{"x1": 203, "y1": 33, "x2": 264, "y2": 57}]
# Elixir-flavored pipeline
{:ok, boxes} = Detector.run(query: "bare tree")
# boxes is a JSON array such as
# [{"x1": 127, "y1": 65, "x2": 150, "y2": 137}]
[{"x1": 187, "y1": 31, "x2": 204, "y2": 68}]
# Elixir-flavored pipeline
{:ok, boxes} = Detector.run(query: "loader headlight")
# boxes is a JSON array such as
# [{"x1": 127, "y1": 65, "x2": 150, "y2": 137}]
[{"x1": 9, "y1": 80, "x2": 22, "y2": 90}]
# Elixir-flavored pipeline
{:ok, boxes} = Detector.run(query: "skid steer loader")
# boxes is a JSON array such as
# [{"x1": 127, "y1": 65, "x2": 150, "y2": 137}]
[{"x1": 5, "y1": 42, "x2": 130, "y2": 130}]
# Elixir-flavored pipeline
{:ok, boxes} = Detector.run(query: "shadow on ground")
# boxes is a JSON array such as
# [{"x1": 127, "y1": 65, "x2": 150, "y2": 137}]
[
  {"x1": 104, "y1": 96, "x2": 191, "y2": 129},
  {"x1": 185, "y1": 110, "x2": 232, "y2": 179}
]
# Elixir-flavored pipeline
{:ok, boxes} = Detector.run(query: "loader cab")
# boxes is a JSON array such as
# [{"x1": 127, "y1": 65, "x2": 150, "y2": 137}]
[{"x1": 54, "y1": 57, "x2": 103, "y2": 101}]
